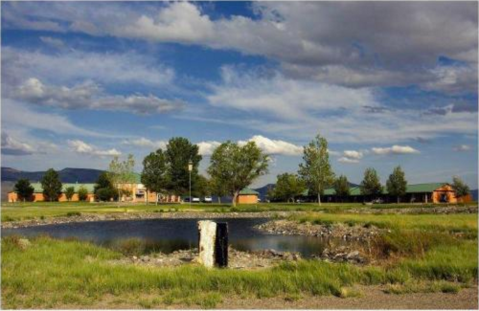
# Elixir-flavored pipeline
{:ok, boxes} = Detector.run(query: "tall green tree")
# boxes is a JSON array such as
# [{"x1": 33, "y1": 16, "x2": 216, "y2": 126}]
[
  {"x1": 94, "y1": 172, "x2": 116, "y2": 201},
  {"x1": 298, "y1": 133, "x2": 335, "y2": 205},
  {"x1": 141, "y1": 149, "x2": 168, "y2": 204},
  {"x1": 14, "y1": 179, "x2": 34, "y2": 202},
  {"x1": 193, "y1": 175, "x2": 211, "y2": 197},
  {"x1": 65, "y1": 186, "x2": 75, "y2": 201},
  {"x1": 41, "y1": 169, "x2": 63, "y2": 202},
  {"x1": 108, "y1": 154, "x2": 136, "y2": 204},
  {"x1": 165, "y1": 137, "x2": 202, "y2": 196},
  {"x1": 334, "y1": 175, "x2": 350, "y2": 202},
  {"x1": 360, "y1": 168, "x2": 382, "y2": 200},
  {"x1": 452, "y1": 176, "x2": 470, "y2": 198},
  {"x1": 272, "y1": 173, "x2": 305, "y2": 203},
  {"x1": 386, "y1": 166, "x2": 407, "y2": 203},
  {"x1": 208, "y1": 141, "x2": 269, "y2": 206}
]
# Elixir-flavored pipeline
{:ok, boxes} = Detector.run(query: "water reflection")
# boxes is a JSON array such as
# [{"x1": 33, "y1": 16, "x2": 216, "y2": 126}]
[{"x1": 2, "y1": 218, "x2": 338, "y2": 257}]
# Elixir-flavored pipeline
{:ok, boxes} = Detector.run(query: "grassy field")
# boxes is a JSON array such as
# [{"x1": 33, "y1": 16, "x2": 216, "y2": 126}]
[
  {"x1": 1, "y1": 201, "x2": 471, "y2": 222},
  {"x1": 1, "y1": 201, "x2": 478, "y2": 308}
]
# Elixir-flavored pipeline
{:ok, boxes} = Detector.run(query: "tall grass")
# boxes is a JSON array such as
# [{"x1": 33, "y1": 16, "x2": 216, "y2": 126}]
[{"x1": 2, "y1": 235, "x2": 477, "y2": 308}]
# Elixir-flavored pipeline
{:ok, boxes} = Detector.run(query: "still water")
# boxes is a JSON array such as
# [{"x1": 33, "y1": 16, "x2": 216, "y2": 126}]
[{"x1": 2, "y1": 218, "x2": 331, "y2": 257}]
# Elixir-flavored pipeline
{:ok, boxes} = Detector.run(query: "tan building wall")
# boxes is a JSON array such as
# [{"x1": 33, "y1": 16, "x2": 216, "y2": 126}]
[
  {"x1": 236, "y1": 194, "x2": 258, "y2": 204},
  {"x1": 432, "y1": 185, "x2": 458, "y2": 203},
  {"x1": 8, "y1": 192, "x2": 95, "y2": 202}
]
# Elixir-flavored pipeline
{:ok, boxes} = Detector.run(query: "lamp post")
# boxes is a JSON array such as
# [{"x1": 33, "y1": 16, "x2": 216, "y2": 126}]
[{"x1": 188, "y1": 160, "x2": 193, "y2": 209}]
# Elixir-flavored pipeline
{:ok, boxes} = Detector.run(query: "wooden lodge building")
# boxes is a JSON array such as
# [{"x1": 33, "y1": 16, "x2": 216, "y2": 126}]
[{"x1": 301, "y1": 183, "x2": 472, "y2": 203}]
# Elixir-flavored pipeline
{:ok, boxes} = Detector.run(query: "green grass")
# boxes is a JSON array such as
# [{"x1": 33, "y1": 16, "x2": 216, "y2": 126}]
[{"x1": 2, "y1": 233, "x2": 477, "y2": 308}]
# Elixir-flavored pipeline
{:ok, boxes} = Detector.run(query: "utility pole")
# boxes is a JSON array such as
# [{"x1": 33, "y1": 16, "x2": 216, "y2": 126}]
[{"x1": 188, "y1": 160, "x2": 193, "y2": 209}]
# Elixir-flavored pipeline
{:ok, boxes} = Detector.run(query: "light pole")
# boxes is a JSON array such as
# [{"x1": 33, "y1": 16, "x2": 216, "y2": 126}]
[{"x1": 188, "y1": 160, "x2": 193, "y2": 209}]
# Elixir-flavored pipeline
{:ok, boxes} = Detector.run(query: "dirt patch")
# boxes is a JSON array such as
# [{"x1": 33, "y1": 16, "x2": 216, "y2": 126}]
[
  {"x1": 108, "y1": 247, "x2": 301, "y2": 270},
  {"x1": 257, "y1": 219, "x2": 383, "y2": 241}
]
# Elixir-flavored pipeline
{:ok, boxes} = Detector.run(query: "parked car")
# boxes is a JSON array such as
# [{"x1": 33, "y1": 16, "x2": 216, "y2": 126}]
[
  {"x1": 192, "y1": 197, "x2": 200, "y2": 203},
  {"x1": 203, "y1": 196, "x2": 213, "y2": 203}
]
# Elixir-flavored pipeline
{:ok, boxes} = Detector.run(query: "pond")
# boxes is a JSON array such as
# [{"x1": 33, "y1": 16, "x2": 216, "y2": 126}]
[{"x1": 3, "y1": 218, "x2": 337, "y2": 257}]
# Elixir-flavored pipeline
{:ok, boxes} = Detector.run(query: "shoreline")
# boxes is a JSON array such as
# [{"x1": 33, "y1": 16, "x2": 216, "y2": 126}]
[{"x1": 1, "y1": 211, "x2": 297, "y2": 229}]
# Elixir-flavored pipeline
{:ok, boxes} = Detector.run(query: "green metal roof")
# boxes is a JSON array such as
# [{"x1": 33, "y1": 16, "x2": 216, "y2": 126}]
[
  {"x1": 239, "y1": 188, "x2": 259, "y2": 195},
  {"x1": 405, "y1": 183, "x2": 448, "y2": 193},
  {"x1": 28, "y1": 183, "x2": 95, "y2": 194},
  {"x1": 300, "y1": 183, "x2": 446, "y2": 197}
]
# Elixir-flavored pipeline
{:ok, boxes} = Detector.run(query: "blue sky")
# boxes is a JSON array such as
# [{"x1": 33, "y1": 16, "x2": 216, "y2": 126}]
[{"x1": 1, "y1": 1, "x2": 478, "y2": 188}]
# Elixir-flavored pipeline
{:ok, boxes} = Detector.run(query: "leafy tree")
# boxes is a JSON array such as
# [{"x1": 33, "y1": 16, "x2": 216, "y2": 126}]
[
  {"x1": 141, "y1": 149, "x2": 168, "y2": 204},
  {"x1": 78, "y1": 186, "x2": 89, "y2": 201},
  {"x1": 65, "y1": 186, "x2": 75, "y2": 201},
  {"x1": 41, "y1": 168, "x2": 63, "y2": 202},
  {"x1": 108, "y1": 154, "x2": 136, "y2": 203},
  {"x1": 210, "y1": 175, "x2": 228, "y2": 203},
  {"x1": 386, "y1": 166, "x2": 407, "y2": 203},
  {"x1": 271, "y1": 173, "x2": 305, "y2": 202},
  {"x1": 298, "y1": 133, "x2": 335, "y2": 205},
  {"x1": 452, "y1": 176, "x2": 470, "y2": 198},
  {"x1": 193, "y1": 175, "x2": 211, "y2": 197},
  {"x1": 165, "y1": 137, "x2": 202, "y2": 196},
  {"x1": 94, "y1": 172, "x2": 116, "y2": 202},
  {"x1": 360, "y1": 168, "x2": 382, "y2": 200},
  {"x1": 334, "y1": 175, "x2": 350, "y2": 202},
  {"x1": 208, "y1": 141, "x2": 269, "y2": 206},
  {"x1": 14, "y1": 179, "x2": 34, "y2": 202}
]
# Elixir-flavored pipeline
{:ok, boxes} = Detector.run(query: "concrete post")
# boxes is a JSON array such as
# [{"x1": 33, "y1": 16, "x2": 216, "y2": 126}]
[{"x1": 197, "y1": 220, "x2": 228, "y2": 268}]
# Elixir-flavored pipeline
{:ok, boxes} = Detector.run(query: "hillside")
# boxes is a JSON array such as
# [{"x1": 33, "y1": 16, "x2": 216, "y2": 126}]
[{"x1": 1, "y1": 167, "x2": 104, "y2": 183}]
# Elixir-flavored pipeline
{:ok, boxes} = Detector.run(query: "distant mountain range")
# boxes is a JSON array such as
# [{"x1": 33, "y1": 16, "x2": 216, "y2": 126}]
[
  {"x1": 1, "y1": 167, "x2": 104, "y2": 183},
  {"x1": 471, "y1": 189, "x2": 478, "y2": 201}
]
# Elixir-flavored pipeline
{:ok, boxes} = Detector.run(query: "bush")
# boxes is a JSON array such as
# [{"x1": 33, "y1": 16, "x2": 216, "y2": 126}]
[
  {"x1": 78, "y1": 186, "x2": 89, "y2": 201},
  {"x1": 95, "y1": 187, "x2": 116, "y2": 201},
  {"x1": 66, "y1": 212, "x2": 81, "y2": 217}
]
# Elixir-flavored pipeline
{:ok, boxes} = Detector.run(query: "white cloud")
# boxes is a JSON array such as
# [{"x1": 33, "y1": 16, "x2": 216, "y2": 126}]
[
  {"x1": 337, "y1": 150, "x2": 363, "y2": 164},
  {"x1": 338, "y1": 157, "x2": 360, "y2": 164},
  {"x1": 208, "y1": 66, "x2": 379, "y2": 121},
  {"x1": 121, "y1": 138, "x2": 167, "y2": 150},
  {"x1": 197, "y1": 141, "x2": 222, "y2": 156},
  {"x1": 39, "y1": 36, "x2": 65, "y2": 48},
  {"x1": 1, "y1": 99, "x2": 104, "y2": 137},
  {"x1": 68, "y1": 140, "x2": 121, "y2": 157},
  {"x1": 4, "y1": 1, "x2": 475, "y2": 92},
  {"x1": 453, "y1": 144, "x2": 472, "y2": 152},
  {"x1": 371, "y1": 145, "x2": 420, "y2": 155},
  {"x1": 2, "y1": 46, "x2": 175, "y2": 90},
  {"x1": 120, "y1": 2, "x2": 214, "y2": 42},
  {"x1": 1, "y1": 132, "x2": 36, "y2": 156},
  {"x1": 15, "y1": 78, "x2": 184, "y2": 114},
  {"x1": 238, "y1": 135, "x2": 303, "y2": 156}
]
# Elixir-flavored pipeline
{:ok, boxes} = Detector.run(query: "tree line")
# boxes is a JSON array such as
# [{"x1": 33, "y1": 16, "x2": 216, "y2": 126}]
[
  {"x1": 12, "y1": 133, "x2": 471, "y2": 205},
  {"x1": 268, "y1": 134, "x2": 471, "y2": 204}
]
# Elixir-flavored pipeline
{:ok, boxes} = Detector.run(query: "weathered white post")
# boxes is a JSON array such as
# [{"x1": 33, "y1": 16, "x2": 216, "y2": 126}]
[{"x1": 197, "y1": 220, "x2": 228, "y2": 268}]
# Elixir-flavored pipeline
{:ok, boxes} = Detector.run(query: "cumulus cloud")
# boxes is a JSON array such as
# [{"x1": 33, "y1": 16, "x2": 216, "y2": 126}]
[
  {"x1": 1, "y1": 132, "x2": 36, "y2": 155},
  {"x1": 197, "y1": 141, "x2": 222, "y2": 156},
  {"x1": 121, "y1": 138, "x2": 167, "y2": 150},
  {"x1": 15, "y1": 78, "x2": 184, "y2": 114},
  {"x1": 371, "y1": 145, "x2": 420, "y2": 155},
  {"x1": 4, "y1": 1, "x2": 476, "y2": 92},
  {"x1": 68, "y1": 140, "x2": 121, "y2": 157},
  {"x1": 453, "y1": 144, "x2": 472, "y2": 152},
  {"x1": 238, "y1": 135, "x2": 303, "y2": 156},
  {"x1": 337, "y1": 150, "x2": 363, "y2": 163}
]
